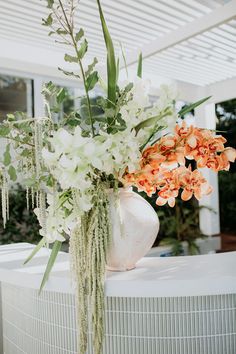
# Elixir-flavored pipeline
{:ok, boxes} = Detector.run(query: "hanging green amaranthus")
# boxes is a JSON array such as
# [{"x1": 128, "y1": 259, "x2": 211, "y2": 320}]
[{"x1": 70, "y1": 181, "x2": 111, "y2": 354}]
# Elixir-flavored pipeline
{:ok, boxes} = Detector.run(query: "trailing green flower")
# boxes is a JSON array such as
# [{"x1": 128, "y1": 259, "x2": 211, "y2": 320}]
[{"x1": 70, "y1": 181, "x2": 111, "y2": 354}]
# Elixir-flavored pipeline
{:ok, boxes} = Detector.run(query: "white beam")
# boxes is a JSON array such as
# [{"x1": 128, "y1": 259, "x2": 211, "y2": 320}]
[
  {"x1": 205, "y1": 77, "x2": 236, "y2": 104},
  {"x1": 124, "y1": 0, "x2": 236, "y2": 67},
  {"x1": 195, "y1": 103, "x2": 221, "y2": 236}
]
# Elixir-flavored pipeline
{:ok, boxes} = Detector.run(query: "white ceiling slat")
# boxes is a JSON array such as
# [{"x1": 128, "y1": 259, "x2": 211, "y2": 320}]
[
  {"x1": 136, "y1": 0, "x2": 195, "y2": 22},
  {"x1": 178, "y1": 0, "x2": 217, "y2": 13},
  {"x1": 197, "y1": 34, "x2": 236, "y2": 54},
  {"x1": 212, "y1": 27, "x2": 236, "y2": 42},
  {"x1": 136, "y1": 0, "x2": 187, "y2": 26},
  {"x1": 203, "y1": 31, "x2": 236, "y2": 48},
  {"x1": 87, "y1": 1, "x2": 176, "y2": 32},
  {"x1": 220, "y1": 23, "x2": 236, "y2": 34},
  {"x1": 80, "y1": 0, "x2": 175, "y2": 34},
  {"x1": 158, "y1": 0, "x2": 205, "y2": 17}
]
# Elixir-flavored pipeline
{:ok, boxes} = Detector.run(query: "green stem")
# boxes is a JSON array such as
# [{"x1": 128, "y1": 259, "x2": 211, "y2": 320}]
[
  {"x1": 7, "y1": 136, "x2": 34, "y2": 147},
  {"x1": 58, "y1": 0, "x2": 95, "y2": 137}
]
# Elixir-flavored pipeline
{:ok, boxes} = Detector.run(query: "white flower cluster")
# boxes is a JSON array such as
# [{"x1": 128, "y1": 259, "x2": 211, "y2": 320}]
[
  {"x1": 40, "y1": 79, "x2": 178, "y2": 242},
  {"x1": 34, "y1": 192, "x2": 78, "y2": 243}
]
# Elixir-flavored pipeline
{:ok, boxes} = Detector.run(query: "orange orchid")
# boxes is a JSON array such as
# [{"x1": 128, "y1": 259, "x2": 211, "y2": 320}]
[
  {"x1": 156, "y1": 169, "x2": 180, "y2": 207},
  {"x1": 178, "y1": 167, "x2": 212, "y2": 201},
  {"x1": 123, "y1": 122, "x2": 236, "y2": 207}
]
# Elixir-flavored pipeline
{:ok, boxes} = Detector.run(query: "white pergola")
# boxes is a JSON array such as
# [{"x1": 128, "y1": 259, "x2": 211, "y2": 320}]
[{"x1": 0, "y1": 0, "x2": 236, "y2": 237}]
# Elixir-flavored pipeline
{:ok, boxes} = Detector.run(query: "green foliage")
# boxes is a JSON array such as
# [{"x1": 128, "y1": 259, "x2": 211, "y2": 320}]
[
  {"x1": 0, "y1": 186, "x2": 40, "y2": 245},
  {"x1": 216, "y1": 98, "x2": 236, "y2": 233},
  {"x1": 8, "y1": 166, "x2": 17, "y2": 181},
  {"x1": 75, "y1": 28, "x2": 84, "y2": 42},
  {"x1": 218, "y1": 172, "x2": 236, "y2": 233},
  {"x1": 64, "y1": 54, "x2": 79, "y2": 63},
  {"x1": 39, "y1": 240, "x2": 62, "y2": 293},
  {"x1": 85, "y1": 57, "x2": 98, "y2": 77},
  {"x1": 3, "y1": 144, "x2": 11, "y2": 166},
  {"x1": 96, "y1": 0, "x2": 117, "y2": 107},
  {"x1": 77, "y1": 39, "x2": 88, "y2": 59},
  {"x1": 137, "y1": 52, "x2": 142, "y2": 78},
  {"x1": 24, "y1": 237, "x2": 46, "y2": 265},
  {"x1": 42, "y1": 13, "x2": 53, "y2": 26},
  {"x1": 178, "y1": 96, "x2": 211, "y2": 117},
  {"x1": 86, "y1": 71, "x2": 99, "y2": 91},
  {"x1": 135, "y1": 108, "x2": 171, "y2": 133}
]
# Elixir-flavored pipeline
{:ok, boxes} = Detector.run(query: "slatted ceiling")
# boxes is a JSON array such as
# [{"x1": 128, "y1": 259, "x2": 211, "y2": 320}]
[
  {"x1": 0, "y1": 0, "x2": 236, "y2": 86},
  {"x1": 145, "y1": 43, "x2": 236, "y2": 86},
  {"x1": 84, "y1": 0, "x2": 176, "y2": 33},
  {"x1": 176, "y1": 0, "x2": 220, "y2": 12}
]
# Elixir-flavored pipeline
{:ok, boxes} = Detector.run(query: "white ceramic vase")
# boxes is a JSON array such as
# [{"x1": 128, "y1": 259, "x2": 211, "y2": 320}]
[{"x1": 106, "y1": 188, "x2": 160, "y2": 271}]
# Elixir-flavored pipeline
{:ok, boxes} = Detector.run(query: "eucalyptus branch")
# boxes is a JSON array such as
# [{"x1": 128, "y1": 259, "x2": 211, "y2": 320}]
[
  {"x1": 6, "y1": 136, "x2": 34, "y2": 148},
  {"x1": 57, "y1": 0, "x2": 95, "y2": 137}
]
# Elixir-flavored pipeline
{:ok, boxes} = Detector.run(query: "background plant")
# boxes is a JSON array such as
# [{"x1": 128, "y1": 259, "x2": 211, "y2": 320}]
[{"x1": 216, "y1": 98, "x2": 236, "y2": 233}]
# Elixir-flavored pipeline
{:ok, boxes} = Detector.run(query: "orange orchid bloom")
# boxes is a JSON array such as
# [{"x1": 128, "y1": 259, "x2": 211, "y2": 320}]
[
  {"x1": 178, "y1": 167, "x2": 212, "y2": 201},
  {"x1": 123, "y1": 122, "x2": 235, "y2": 208}
]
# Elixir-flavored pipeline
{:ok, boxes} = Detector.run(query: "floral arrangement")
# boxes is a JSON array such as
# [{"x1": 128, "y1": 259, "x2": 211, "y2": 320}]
[{"x1": 0, "y1": 1, "x2": 236, "y2": 353}]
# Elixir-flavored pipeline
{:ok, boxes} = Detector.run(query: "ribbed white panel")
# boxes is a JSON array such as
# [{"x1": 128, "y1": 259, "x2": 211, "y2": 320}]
[{"x1": 2, "y1": 282, "x2": 236, "y2": 354}]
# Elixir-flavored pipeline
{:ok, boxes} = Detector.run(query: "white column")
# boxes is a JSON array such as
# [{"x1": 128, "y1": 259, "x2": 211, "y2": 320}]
[{"x1": 195, "y1": 103, "x2": 220, "y2": 236}]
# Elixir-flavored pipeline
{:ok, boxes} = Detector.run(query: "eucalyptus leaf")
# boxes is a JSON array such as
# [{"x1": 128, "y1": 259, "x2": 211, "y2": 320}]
[
  {"x1": 8, "y1": 166, "x2": 17, "y2": 181},
  {"x1": 85, "y1": 57, "x2": 98, "y2": 77},
  {"x1": 46, "y1": 0, "x2": 54, "y2": 9},
  {"x1": 57, "y1": 88, "x2": 66, "y2": 104},
  {"x1": 178, "y1": 96, "x2": 211, "y2": 117},
  {"x1": 86, "y1": 71, "x2": 99, "y2": 91},
  {"x1": 3, "y1": 144, "x2": 11, "y2": 166},
  {"x1": 58, "y1": 67, "x2": 80, "y2": 79},
  {"x1": 42, "y1": 13, "x2": 53, "y2": 26},
  {"x1": 24, "y1": 238, "x2": 46, "y2": 265},
  {"x1": 75, "y1": 28, "x2": 84, "y2": 42},
  {"x1": 64, "y1": 54, "x2": 78, "y2": 63},
  {"x1": 77, "y1": 39, "x2": 88, "y2": 59},
  {"x1": 39, "y1": 240, "x2": 62, "y2": 293},
  {"x1": 56, "y1": 28, "x2": 68, "y2": 35}
]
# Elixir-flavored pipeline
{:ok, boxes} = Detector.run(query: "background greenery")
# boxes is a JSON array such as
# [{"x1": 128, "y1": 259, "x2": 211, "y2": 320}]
[
  {"x1": 0, "y1": 186, "x2": 40, "y2": 245},
  {"x1": 216, "y1": 98, "x2": 236, "y2": 233}
]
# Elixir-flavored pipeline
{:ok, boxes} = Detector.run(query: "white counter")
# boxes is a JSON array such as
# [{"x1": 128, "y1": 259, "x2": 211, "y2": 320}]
[{"x1": 0, "y1": 243, "x2": 236, "y2": 354}]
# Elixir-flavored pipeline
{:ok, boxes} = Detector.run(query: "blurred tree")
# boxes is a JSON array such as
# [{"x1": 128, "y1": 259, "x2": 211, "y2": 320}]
[{"x1": 216, "y1": 98, "x2": 236, "y2": 232}]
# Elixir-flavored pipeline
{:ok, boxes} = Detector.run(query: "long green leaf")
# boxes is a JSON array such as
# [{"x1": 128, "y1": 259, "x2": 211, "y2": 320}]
[
  {"x1": 96, "y1": 0, "x2": 116, "y2": 107},
  {"x1": 135, "y1": 109, "x2": 172, "y2": 133},
  {"x1": 39, "y1": 240, "x2": 62, "y2": 293},
  {"x1": 178, "y1": 96, "x2": 211, "y2": 117},
  {"x1": 137, "y1": 52, "x2": 142, "y2": 78},
  {"x1": 119, "y1": 42, "x2": 128, "y2": 79},
  {"x1": 24, "y1": 237, "x2": 46, "y2": 265},
  {"x1": 116, "y1": 57, "x2": 120, "y2": 83}
]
